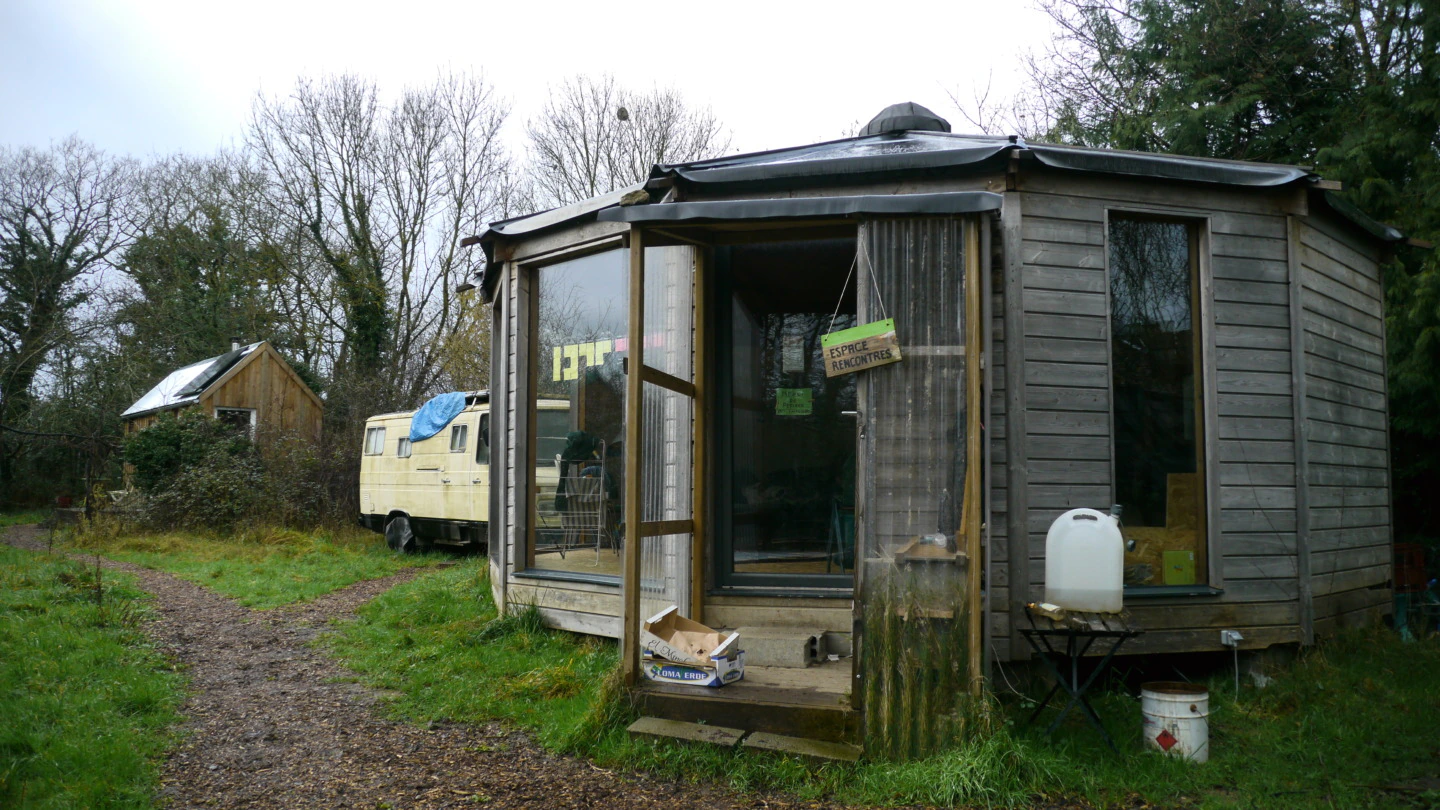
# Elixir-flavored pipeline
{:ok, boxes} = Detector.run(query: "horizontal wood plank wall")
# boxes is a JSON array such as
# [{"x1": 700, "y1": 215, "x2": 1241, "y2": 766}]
[
  {"x1": 1011, "y1": 173, "x2": 1302, "y2": 656},
  {"x1": 505, "y1": 266, "x2": 523, "y2": 609},
  {"x1": 1298, "y1": 213, "x2": 1393, "y2": 635},
  {"x1": 489, "y1": 266, "x2": 510, "y2": 611}
]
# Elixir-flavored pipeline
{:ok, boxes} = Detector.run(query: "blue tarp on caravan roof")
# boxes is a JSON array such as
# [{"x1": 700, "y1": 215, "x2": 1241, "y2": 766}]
[{"x1": 409, "y1": 391, "x2": 468, "y2": 442}]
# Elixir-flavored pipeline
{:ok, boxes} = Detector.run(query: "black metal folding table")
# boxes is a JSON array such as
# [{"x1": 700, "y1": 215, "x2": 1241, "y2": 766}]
[{"x1": 1019, "y1": 608, "x2": 1141, "y2": 752}]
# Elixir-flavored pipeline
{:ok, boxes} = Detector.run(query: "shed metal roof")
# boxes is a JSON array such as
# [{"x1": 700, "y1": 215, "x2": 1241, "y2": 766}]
[{"x1": 122, "y1": 342, "x2": 263, "y2": 419}]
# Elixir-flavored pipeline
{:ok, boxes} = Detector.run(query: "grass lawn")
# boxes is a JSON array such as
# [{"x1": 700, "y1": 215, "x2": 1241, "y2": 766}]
[
  {"x1": 0, "y1": 544, "x2": 184, "y2": 809},
  {"x1": 335, "y1": 561, "x2": 1440, "y2": 809},
  {"x1": 0, "y1": 509, "x2": 51, "y2": 528},
  {"x1": 70, "y1": 525, "x2": 444, "y2": 609}
]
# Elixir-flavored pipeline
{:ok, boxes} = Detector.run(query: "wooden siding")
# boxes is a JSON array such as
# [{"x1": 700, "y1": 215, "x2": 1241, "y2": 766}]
[
  {"x1": 1297, "y1": 212, "x2": 1393, "y2": 635},
  {"x1": 198, "y1": 345, "x2": 322, "y2": 440},
  {"x1": 1008, "y1": 173, "x2": 1305, "y2": 657}
]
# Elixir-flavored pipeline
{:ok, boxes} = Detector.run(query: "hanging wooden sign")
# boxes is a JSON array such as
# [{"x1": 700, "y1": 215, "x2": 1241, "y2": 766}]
[{"x1": 821, "y1": 318, "x2": 902, "y2": 377}]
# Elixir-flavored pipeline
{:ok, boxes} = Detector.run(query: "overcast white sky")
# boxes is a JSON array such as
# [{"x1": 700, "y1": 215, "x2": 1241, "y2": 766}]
[{"x1": 2, "y1": 0, "x2": 1055, "y2": 160}]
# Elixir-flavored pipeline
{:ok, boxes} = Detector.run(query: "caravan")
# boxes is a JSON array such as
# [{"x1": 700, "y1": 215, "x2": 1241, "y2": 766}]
[{"x1": 359, "y1": 392, "x2": 586, "y2": 554}]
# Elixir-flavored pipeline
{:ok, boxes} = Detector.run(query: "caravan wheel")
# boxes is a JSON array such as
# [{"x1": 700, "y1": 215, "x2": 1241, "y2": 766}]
[{"x1": 385, "y1": 516, "x2": 416, "y2": 554}]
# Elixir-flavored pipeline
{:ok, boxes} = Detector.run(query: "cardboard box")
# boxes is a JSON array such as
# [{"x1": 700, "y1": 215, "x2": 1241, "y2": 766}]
[
  {"x1": 641, "y1": 606, "x2": 740, "y2": 666},
  {"x1": 641, "y1": 651, "x2": 746, "y2": 687}
]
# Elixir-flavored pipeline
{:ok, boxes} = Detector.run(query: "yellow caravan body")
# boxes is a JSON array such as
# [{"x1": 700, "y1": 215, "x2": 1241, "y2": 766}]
[{"x1": 358, "y1": 395, "x2": 569, "y2": 551}]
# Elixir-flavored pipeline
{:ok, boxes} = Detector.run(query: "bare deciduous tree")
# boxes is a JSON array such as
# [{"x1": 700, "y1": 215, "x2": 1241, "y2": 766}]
[
  {"x1": 248, "y1": 71, "x2": 516, "y2": 416},
  {"x1": 525, "y1": 74, "x2": 731, "y2": 208}
]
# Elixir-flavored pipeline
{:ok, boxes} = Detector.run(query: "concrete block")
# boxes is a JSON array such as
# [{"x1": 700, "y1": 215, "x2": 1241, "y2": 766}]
[
  {"x1": 742, "y1": 731, "x2": 863, "y2": 764},
  {"x1": 626, "y1": 717, "x2": 745, "y2": 748},
  {"x1": 732, "y1": 626, "x2": 822, "y2": 668}
]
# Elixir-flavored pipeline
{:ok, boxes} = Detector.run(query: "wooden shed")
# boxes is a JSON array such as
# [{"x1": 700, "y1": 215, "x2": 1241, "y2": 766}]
[
  {"x1": 471, "y1": 102, "x2": 1402, "y2": 751},
  {"x1": 122, "y1": 340, "x2": 323, "y2": 441}
]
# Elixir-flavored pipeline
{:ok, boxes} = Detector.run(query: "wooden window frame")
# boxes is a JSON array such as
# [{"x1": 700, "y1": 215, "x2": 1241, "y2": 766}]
[
  {"x1": 520, "y1": 242, "x2": 628, "y2": 582},
  {"x1": 1103, "y1": 209, "x2": 1222, "y2": 594}
]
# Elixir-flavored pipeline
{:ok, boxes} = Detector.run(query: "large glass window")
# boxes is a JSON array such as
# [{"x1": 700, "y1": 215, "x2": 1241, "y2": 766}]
[
  {"x1": 530, "y1": 249, "x2": 629, "y2": 577},
  {"x1": 1109, "y1": 216, "x2": 1207, "y2": 587}
]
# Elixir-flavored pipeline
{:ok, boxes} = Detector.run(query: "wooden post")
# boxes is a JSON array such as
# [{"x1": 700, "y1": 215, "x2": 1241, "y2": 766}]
[
  {"x1": 1001, "y1": 193, "x2": 1030, "y2": 662},
  {"x1": 1288, "y1": 215, "x2": 1315, "y2": 645},
  {"x1": 964, "y1": 218, "x2": 985, "y2": 696},
  {"x1": 621, "y1": 228, "x2": 646, "y2": 685},
  {"x1": 691, "y1": 246, "x2": 708, "y2": 621}
]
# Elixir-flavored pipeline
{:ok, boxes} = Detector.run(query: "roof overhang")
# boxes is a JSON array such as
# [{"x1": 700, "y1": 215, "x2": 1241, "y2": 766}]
[{"x1": 597, "y1": 192, "x2": 1002, "y2": 225}]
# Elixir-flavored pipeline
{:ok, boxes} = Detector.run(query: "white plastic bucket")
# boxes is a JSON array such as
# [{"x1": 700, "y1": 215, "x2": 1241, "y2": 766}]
[{"x1": 1140, "y1": 682, "x2": 1210, "y2": 763}]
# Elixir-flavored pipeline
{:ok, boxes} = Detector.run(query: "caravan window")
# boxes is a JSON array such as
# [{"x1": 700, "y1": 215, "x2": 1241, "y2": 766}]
[
  {"x1": 364, "y1": 426, "x2": 386, "y2": 455},
  {"x1": 397, "y1": 437, "x2": 412, "y2": 458},
  {"x1": 450, "y1": 423, "x2": 468, "y2": 453},
  {"x1": 475, "y1": 413, "x2": 490, "y2": 465}
]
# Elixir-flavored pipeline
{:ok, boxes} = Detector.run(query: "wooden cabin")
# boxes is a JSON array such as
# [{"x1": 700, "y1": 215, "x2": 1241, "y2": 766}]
[
  {"x1": 122, "y1": 340, "x2": 323, "y2": 441},
  {"x1": 470, "y1": 102, "x2": 1402, "y2": 752}
]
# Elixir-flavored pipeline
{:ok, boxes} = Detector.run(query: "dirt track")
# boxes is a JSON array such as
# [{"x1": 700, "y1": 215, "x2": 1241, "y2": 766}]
[{"x1": 5, "y1": 526, "x2": 846, "y2": 809}]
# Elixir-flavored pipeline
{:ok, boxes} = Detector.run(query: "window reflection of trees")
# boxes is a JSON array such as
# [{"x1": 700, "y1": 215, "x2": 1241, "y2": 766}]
[
  {"x1": 1109, "y1": 219, "x2": 1192, "y2": 387},
  {"x1": 1109, "y1": 218, "x2": 1198, "y2": 533}
]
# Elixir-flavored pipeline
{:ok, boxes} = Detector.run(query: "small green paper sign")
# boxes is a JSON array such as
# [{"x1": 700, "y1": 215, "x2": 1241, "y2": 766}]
[
  {"x1": 820, "y1": 318, "x2": 902, "y2": 377},
  {"x1": 775, "y1": 388, "x2": 813, "y2": 416}
]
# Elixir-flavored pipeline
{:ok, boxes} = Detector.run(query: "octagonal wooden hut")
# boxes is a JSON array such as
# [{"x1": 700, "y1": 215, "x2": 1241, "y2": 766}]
[{"x1": 468, "y1": 102, "x2": 1403, "y2": 753}]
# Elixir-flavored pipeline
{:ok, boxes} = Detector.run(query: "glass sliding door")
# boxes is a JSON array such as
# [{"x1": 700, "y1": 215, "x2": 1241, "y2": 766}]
[{"x1": 716, "y1": 238, "x2": 858, "y2": 590}]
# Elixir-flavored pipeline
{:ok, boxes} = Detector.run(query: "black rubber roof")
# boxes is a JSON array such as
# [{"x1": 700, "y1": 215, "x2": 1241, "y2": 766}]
[
  {"x1": 598, "y1": 192, "x2": 1002, "y2": 225},
  {"x1": 650, "y1": 132, "x2": 1311, "y2": 188},
  {"x1": 475, "y1": 126, "x2": 1401, "y2": 299}
]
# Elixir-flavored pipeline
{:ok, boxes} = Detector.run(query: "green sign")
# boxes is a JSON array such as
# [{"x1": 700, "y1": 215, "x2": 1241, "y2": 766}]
[
  {"x1": 820, "y1": 318, "x2": 902, "y2": 377},
  {"x1": 775, "y1": 388, "x2": 813, "y2": 416}
]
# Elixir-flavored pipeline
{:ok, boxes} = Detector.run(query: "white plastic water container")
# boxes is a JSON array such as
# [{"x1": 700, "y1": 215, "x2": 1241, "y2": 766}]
[
  {"x1": 1141, "y1": 682, "x2": 1210, "y2": 763},
  {"x1": 1044, "y1": 508, "x2": 1124, "y2": 613}
]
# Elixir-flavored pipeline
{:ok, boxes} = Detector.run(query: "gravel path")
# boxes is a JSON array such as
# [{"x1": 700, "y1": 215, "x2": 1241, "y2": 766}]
[{"x1": 4, "y1": 526, "x2": 843, "y2": 809}]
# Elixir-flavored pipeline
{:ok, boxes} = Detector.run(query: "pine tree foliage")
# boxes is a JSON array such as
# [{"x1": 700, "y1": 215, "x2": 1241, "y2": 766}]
[{"x1": 1025, "y1": 0, "x2": 1440, "y2": 535}]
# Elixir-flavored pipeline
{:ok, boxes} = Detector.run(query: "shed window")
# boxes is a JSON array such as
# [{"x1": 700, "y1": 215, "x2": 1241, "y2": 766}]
[
  {"x1": 1108, "y1": 216, "x2": 1207, "y2": 587},
  {"x1": 215, "y1": 407, "x2": 255, "y2": 437},
  {"x1": 364, "y1": 426, "x2": 386, "y2": 455},
  {"x1": 397, "y1": 437, "x2": 412, "y2": 458},
  {"x1": 450, "y1": 424, "x2": 468, "y2": 453}
]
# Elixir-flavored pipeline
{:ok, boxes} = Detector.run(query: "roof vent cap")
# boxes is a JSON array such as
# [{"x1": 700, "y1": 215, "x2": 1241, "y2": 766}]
[{"x1": 860, "y1": 102, "x2": 951, "y2": 136}]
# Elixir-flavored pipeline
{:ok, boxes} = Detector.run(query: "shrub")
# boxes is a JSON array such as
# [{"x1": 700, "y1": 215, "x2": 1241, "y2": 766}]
[
  {"x1": 123, "y1": 411, "x2": 253, "y2": 493},
  {"x1": 122, "y1": 411, "x2": 356, "y2": 532}
]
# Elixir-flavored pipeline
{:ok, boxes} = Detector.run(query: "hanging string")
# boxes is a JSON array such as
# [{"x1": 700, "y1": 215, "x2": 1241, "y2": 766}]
[
  {"x1": 827, "y1": 250, "x2": 858, "y2": 334},
  {"x1": 827, "y1": 232, "x2": 890, "y2": 333},
  {"x1": 861, "y1": 231, "x2": 889, "y2": 321}
]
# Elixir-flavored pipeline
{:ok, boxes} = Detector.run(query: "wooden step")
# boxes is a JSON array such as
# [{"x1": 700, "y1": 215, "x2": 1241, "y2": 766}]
[
  {"x1": 626, "y1": 717, "x2": 745, "y2": 748},
  {"x1": 625, "y1": 719, "x2": 863, "y2": 763},
  {"x1": 742, "y1": 731, "x2": 863, "y2": 764},
  {"x1": 634, "y1": 661, "x2": 858, "y2": 744}
]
